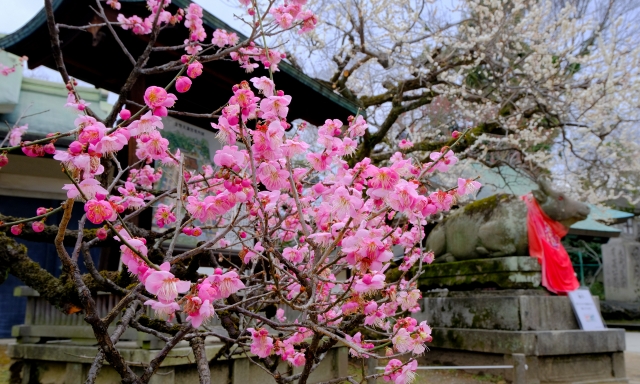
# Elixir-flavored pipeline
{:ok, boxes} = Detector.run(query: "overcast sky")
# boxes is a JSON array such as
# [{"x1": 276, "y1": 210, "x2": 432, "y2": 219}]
[
  {"x1": 0, "y1": 0, "x2": 248, "y2": 35},
  {"x1": 0, "y1": 0, "x2": 251, "y2": 99}
]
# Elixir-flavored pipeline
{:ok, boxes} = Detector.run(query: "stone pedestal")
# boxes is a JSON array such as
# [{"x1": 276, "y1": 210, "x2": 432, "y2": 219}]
[
  {"x1": 413, "y1": 291, "x2": 628, "y2": 384},
  {"x1": 603, "y1": 239, "x2": 640, "y2": 302}
]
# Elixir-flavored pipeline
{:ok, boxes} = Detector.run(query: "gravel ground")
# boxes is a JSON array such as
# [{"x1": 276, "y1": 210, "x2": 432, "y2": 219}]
[{"x1": 627, "y1": 352, "x2": 640, "y2": 384}]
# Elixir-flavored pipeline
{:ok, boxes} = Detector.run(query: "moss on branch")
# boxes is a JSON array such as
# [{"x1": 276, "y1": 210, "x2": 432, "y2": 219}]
[
  {"x1": 0, "y1": 233, "x2": 129, "y2": 314},
  {"x1": 0, "y1": 213, "x2": 160, "y2": 248}
]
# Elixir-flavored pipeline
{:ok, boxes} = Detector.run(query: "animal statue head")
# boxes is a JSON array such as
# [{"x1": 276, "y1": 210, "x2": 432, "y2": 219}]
[{"x1": 531, "y1": 178, "x2": 590, "y2": 228}]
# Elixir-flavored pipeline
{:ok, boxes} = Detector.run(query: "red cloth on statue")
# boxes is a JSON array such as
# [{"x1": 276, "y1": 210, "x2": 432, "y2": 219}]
[{"x1": 522, "y1": 193, "x2": 579, "y2": 294}]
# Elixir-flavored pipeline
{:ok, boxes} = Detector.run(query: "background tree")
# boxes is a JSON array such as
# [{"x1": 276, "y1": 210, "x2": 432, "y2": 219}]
[{"x1": 280, "y1": 0, "x2": 640, "y2": 203}]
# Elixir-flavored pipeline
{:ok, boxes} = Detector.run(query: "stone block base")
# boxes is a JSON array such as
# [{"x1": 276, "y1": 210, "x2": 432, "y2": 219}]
[
  {"x1": 418, "y1": 256, "x2": 542, "y2": 291},
  {"x1": 421, "y1": 347, "x2": 627, "y2": 384},
  {"x1": 412, "y1": 291, "x2": 627, "y2": 383}
]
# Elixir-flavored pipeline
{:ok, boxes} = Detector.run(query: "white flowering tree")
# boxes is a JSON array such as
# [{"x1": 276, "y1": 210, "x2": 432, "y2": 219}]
[
  {"x1": 279, "y1": 0, "x2": 640, "y2": 203},
  {"x1": 0, "y1": 0, "x2": 484, "y2": 383}
]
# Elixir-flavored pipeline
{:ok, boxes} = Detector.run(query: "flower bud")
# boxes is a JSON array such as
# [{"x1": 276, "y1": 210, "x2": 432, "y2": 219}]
[
  {"x1": 10, "y1": 224, "x2": 23, "y2": 235},
  {"x1": 43, "y1": 143, "x2": 56, "y2": 155},
  {"x1": 119, "y1": 108, "x2": 132, "y2": 120},
  {"x1": 187, "y1": 61, "x2": 203, "y2": 79},
  {"x1": 32, "y1": 221, "x2": 45, "y2": 233},
  {"x1": 69, "y1": 141, "x2": 84, "y2": 155},
  {"x1": 175, "y1": 76, "x2": 192, "y2": 93},
  {"x1": 0, "y1": 154, "x2": 8, "y2": 168},
  {"x1": 451, "y1": 130, "x2": 461, "y2": 139},
  {"x1": 36, "y1": 207, "x2": 47, "y2": 216},
  {"x1": 96, "y1": 227, "x2": 108, "y2": 240}
]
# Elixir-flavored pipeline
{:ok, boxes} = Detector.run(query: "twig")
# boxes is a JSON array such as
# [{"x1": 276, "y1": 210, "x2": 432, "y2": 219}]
[
  {"x1": 92, "y1": 1, "x2": 136, "y2": 66},
  {"x1": 190, "y1": 336, "x2": 211, "y2": 384},
  {"x1": 140, "y1": 325, "x2": 192, "y2": 382},
  {"x1": 71, "y1": 215, "x2": 86, "y2": 262},
  {"x1": 166, "y1": 154, "x2": 184, "y2": 259}
]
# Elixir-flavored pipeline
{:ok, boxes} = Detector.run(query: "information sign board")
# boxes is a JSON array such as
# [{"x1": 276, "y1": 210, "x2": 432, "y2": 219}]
[{"x1": 568, "y1": 289, "x2": 606, "y2": 331}]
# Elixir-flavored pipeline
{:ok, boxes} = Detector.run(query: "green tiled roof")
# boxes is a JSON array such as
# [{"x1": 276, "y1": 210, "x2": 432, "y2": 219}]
[
  {"x1": 0, "y1": 77, "x2": 110, "y2": 138},
  {"x1": 464, "y1": 162, "x2": 633, "y2": 236}
]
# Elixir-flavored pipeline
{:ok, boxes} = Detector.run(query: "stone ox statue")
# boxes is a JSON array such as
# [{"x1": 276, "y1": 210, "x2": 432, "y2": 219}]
[{"x1": 426, "y1": 180, "x2": 590, "y2": 262}]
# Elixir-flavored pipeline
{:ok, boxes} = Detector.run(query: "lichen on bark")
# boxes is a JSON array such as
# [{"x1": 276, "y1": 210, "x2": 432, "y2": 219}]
[{"x1": 0, "y1": 233, "x2": 127, "y2": 314}]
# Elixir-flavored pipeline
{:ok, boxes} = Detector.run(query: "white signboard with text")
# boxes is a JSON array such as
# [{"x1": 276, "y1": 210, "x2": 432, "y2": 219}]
[{"x1": 568, "y1": 289, "x2": 606, "y2": 331}]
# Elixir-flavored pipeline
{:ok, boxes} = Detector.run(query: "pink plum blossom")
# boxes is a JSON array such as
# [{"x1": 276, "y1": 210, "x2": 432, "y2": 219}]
[
  {"x1": 250, "y1": 76, "x2": 275, "y2": 97},
  {"x1": 143, "y1": 86, "x2": 177, "y2": 117},
  {"x1": 184, "y1": 295, "x2": 215, "y2": 328},
  {"x1": 243, "y1": 242, "x2": 264, "y2": 264},
  {"x1": 458, "y1": 178, "x2": 482, "y2": 195},
  {"x1": 9, "y1": 125, "x2": 28, "y2": 146},
  {"x1": 187, "y1": 61, "x2": 203, "y2": 78},
  {"x1": 84, "y1": 200, "x2": 116, "y2": 224},
  {"x1": 354, "y1": 272, "x2": 386, "y2": 295},
  {"x1": 383, "y1": 359, "x2": 417, "y2": 384},
  {"x1": 345, "y1": 332, "x2": 374, "y2": 357},
  {"x1": 429, "y1": 150, "x2": 458, "y2": 172},
  {"x1": 154, "y1": 204, "x2": 176, "y2": 228},
  {"x1": 64, "y1": 93, "x2": 90, "y2": 111},
  {"x1": 257, "y1": 161, "x2": 289, "y2": 191},
  {"x1": 214, "y1": 145, "x2": 247, "y2": 170},
  {"x1": 331, "y1": 186, "x2": 363, "y2": 219},
  {"x1": 128, "y1": 111, "x2": 163, "y2": 136},
  {"x1": 387, "y1": 180, "x2": 420, "y2": 213},
  {"x1": 248, "y1": 328, "x2": 274, "y2": 358},
  {"x1": 145, "y1": 262, "x2": 191, "y2": 303},
  {"x1": 144, "y1": 299, "x2": 180, "y2": 321},
  {"x1": 63, "y1": 178, "x2": 108, "y2": 200},
  {"x1": 398, "y1": 139, "x2": 414, "y2": 149}
]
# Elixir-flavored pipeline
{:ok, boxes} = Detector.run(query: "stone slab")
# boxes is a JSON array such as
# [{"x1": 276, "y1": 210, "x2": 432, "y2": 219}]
[
  {"x1": 11, "y1": 324, "x2": 138, "y2": 341},
  {"x1": 420, "y1": 348, "x2": 628, "y2": 384},
  {"x1": 603, "y1": 239, "x2": 640, "y2": 302},
  {"x1": 415, "y1": 294, "x2": 599, "y2": 331},
  {"x1": 429, "y1": 327, "x2": 625, "y2": 356},
  {"x1": 419, "y1": 256, "x2": 542, "y2": 290}
]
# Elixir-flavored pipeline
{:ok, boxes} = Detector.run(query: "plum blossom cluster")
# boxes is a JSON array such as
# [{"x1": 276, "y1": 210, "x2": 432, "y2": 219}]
[
  {"x1": 269, "y1": 0, "x2": 317, "y2": 34},
  {"x1": 96, "y1": 73, "x2": 472, "y2": 380},
  {"x1": 3, "y1": 68, "x2": 477, "y2": 383},
  {"x1": 117, "y1": 0, "x2": 183, "y2": 36},
  {"x1": 0, "y1": 2, "x2": 483, "y2": 383},
  {"x1": 0, "y1": 55, "x2": 26, "y2": 76}
]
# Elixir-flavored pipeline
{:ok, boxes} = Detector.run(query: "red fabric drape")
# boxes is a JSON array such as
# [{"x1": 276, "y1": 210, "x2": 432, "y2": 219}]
[{"x1": 522, "y1": 193, "x2": 579, "y2": 294}]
